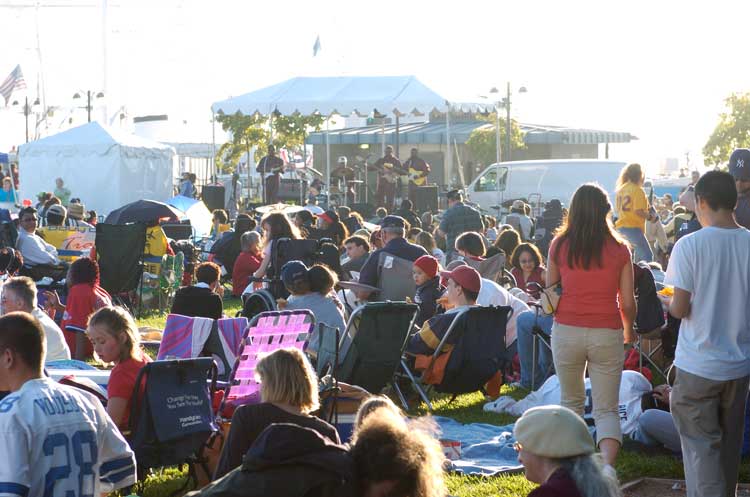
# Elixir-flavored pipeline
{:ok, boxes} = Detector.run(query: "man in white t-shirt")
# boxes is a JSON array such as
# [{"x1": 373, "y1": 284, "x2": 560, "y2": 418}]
[
  {"x1": 664, "y1": 170, "x2": 750, "y2": 497},
  {"x1": 0, "y1": 312, "x2": 136, "y2": 496},
  {"x1": 1, "y1": 277, "x2": 70, "y2": 362}
]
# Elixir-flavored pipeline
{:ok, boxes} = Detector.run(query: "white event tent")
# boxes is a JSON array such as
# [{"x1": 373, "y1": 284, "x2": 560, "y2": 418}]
[
  {"x1": 211, "y1": 76, "x2": 488, "y2": 201},
  {"x1": 19, "y1": 122, "x2": 176, "y2": 216}
]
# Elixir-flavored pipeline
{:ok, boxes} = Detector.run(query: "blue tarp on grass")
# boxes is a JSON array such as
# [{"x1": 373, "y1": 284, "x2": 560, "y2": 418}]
[{"x1": 434, "y1": 416, "x2": 523, "y2": 476}]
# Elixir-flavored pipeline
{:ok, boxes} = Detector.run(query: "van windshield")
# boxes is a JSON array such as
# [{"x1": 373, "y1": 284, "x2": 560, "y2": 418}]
[{"x1": 475, "y1": 167, "x2": 508, "y2": 192}]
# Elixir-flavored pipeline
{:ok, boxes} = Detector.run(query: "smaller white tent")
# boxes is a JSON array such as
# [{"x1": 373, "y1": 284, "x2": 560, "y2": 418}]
[{"x1": 19, "y1": 122, "x2": 175, "y2": 216}]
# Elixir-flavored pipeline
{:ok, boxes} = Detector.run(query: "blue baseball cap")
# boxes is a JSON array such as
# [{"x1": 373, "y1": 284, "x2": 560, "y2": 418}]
[
  {"x1": 281, "y1": 260, "x2": 308, "y2": 287},
  {"x1": 729, "y1": 148, "x2": 750, "y2": 181},
  {"x1": 380, "y1": 215, "x2": 406, "y2": 229}
]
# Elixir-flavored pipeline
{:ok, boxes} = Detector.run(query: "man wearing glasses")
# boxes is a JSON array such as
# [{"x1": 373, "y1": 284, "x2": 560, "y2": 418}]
[{"x1": 15, "y1": 207, "x2": 67, "y2": 281}]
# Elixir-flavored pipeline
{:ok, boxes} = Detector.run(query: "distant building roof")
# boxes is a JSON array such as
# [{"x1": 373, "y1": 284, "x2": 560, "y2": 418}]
[{"x1": 306, "y1": 121, "x2": 636, "y2": 146}]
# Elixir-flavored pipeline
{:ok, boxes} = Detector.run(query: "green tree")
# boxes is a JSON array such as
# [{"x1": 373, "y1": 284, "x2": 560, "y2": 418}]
[
  {"x1": 703, "y1": 92, "x2": 750, "y2": 166},
  {"x1": 465, "y1": 114, "x2": 525, "y2": 167},
  {"x1": 215, "y1": 112, "x2": 324, "y2": 173}
]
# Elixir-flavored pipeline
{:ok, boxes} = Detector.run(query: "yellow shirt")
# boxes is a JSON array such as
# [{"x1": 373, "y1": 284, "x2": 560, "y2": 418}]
[{"x1": 615, "y1": 182, "x2": 648, "y2": 230}]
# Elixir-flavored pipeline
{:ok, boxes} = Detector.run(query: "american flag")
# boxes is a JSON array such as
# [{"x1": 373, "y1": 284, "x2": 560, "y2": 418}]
[{"x1": 0, "y1": 65, "x2": 26, "y2": 105}]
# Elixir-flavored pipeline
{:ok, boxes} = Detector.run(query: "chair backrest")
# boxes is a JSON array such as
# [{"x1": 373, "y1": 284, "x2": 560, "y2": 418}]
[
  {"x1": 464, "y1": 252, "x2": 506, "y2": 283},
  {"x1": 157, "y1": 314, "x2": 247, "y2": 382},
  {"x1": 336, "y1": 302, "x2": 418, "y2": 394},
  {"x1": 95, "y1": 222, "x2": 147, "y2": 295},
  {"x1": 376, "y1": 252, "x2": 417, "y2": 302},
  {"x1": 240, "y1": 289, "x2": 277, "y2": 320},
  {"x1": 435, "y1": 306, "x2": 514, "y2": 394},
  {"x1": 633, "y1": 262, "x2": 666, "y2": 334},
  {"x1": 129, "y1": 358, "x2": 217, "y2": 472},
  {"x1": 222, "y1": 310, "x2": 315, "y2": 407},
  {"x1": 268, "y1": 238, "x2": 321, "y2": 298},
  {"x1": 161, "y1": 223, "x2": 194, "y2": 241}
]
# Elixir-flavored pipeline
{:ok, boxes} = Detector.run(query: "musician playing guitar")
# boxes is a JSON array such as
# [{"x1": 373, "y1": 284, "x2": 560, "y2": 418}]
[
  {"x1": 372, "y1": 145, "x2": 405, "y2": 211},
  {"x1": 403, "y1": 147, "x2": 431, "y2": 202},
  {"x1": 257, "y1": 144, "x2": 285, "y2": 204}
]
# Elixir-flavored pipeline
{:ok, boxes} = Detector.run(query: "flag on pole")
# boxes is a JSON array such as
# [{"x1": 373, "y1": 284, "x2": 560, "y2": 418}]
[
  {"x1": 313, "y1": 35, "x2": 321, "y2": 57},
  {"x1": 0, "y1": 65, "x2": 27, "y2": 105}
]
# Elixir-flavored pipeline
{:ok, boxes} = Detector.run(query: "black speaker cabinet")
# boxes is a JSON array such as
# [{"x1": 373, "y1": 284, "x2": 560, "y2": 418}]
[
  {"x1": 278, "y1": 178, "x2": 307, "y2": 202},
  {"x1": 350, "y1": 202, "x2": 375, "y2": 219},
  {"x1": 202, "y1": 185, "x2": 226, "y2": 212},
  {"x1": 413, "y1": 185, "x2": 438, "y2": 214}
]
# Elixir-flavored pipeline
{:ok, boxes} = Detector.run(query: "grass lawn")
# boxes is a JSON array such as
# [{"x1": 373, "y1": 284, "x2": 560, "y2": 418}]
[{"x1": 130, "y1": 300, "x2": 750, "y2": 496}]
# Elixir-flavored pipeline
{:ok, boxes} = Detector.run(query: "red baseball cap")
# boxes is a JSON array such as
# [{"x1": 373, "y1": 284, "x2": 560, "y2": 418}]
[{"x1": 439, "y1": 265, "x2": 481, "y2": 294}]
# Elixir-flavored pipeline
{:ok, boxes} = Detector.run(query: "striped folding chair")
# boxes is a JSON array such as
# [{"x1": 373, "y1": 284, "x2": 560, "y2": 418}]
[{"x1": 218, "y1": 310, "x2": 315, "y2": 418}]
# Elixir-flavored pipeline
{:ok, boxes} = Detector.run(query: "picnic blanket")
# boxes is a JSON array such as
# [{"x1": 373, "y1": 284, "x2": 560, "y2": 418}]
[{"x1": 433, "y1": 416, "x2": 523, "y2": 475}]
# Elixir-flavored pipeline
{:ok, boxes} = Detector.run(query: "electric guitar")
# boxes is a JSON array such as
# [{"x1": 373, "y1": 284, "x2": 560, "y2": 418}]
[{"x1": 371, "y1": 161, "x2": 406, "y2": 183}]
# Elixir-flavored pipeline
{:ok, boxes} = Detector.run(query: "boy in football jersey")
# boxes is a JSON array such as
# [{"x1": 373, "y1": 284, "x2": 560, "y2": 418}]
[{"x1": 0, "y1": 312, "x2": 136, "y2": 496}]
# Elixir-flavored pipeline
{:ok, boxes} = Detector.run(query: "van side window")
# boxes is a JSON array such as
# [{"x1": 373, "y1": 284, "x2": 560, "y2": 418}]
[{"x1": 476, "y1": 170, "x2": 497, "y2": 192}]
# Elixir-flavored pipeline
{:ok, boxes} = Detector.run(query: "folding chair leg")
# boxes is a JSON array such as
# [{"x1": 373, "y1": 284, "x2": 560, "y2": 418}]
[
  {"x1": 393, "y1": 380, "x2": 410, "y2": 411},
  {"x1": 398, "y1": 358, "x2": 433, "y2": 410},
  {"x1": 531, "y1": 336, "x2": 538, "y2": 391}
]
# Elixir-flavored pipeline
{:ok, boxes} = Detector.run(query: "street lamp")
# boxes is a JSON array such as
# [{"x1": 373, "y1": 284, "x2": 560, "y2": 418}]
[
  {"x1": 489, "y1": 87, "x2": 502, "y2": 166},
  {"x1": 501, "y1": 83, "x2": 527, "y2": 162},
  {"x1": 73, "y1": 90, "x2": 105, "y2": 123},
  {"x1": 11, "y1": 97, "x2": 41, "y2": 143}
]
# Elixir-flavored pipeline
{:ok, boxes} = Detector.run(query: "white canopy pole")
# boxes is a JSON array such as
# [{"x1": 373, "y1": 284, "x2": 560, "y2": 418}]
[
  {"x1": 446, "y1": 104, "x2": 452, "y2": 188},
  {"x1": 325, "y1": 118, "x2": 331, "y2": 207},
  {"x1": 211, "y1": 111, "x2": 216, "y2": 181}
]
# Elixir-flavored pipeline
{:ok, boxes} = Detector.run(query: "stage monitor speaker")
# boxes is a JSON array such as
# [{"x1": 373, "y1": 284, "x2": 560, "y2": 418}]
[
  {"x1": 202, "y1": 185, "x2": 225, "y2": 212},
  {"x1": 350, "y1": 202, "x2": 375, "y2": 219},
  {"x1": 278, "y1": 178, "x2": 308, "y2": 202},
  {"x1": 414, "y1": 185, "x2": 438, "y2": 214}
]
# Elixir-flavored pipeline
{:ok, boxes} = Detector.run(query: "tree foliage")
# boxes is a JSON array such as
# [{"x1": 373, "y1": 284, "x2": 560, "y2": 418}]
[
  {"x1": 703, "y1": 92, "x2": 750, "y2": 166},
  {"x1": 215, "y1": 112, "x2": 324, "y2": 173},
  {"x1": 465, "y1": 114, "x2": 525, "y2": 167}
]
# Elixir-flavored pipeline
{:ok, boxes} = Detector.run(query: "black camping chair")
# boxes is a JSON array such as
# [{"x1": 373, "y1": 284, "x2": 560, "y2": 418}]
[
  {"x1": 95, "y1": 222, "x2": 147, "y2": 315},
  {"x1": 325, "y1": 302, "x2": 418, "y2": 396},
  {"x1": 128, "y1": 358, "x2": 218, "y2": 495},
  {"x1": 239, "y1": 287, "x2": 278, "y2": 321},
  {"x1": 398, "y1": 306, "x2": 514, "y2": 410},
  {"x1": 632, "y1": 262, "x2": 670, "y2": 382}
]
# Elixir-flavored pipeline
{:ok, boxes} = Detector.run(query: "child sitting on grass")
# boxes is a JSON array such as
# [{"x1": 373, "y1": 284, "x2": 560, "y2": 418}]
[
  {"x1": 87, "y1": 305, "x2": 151, "y2": 432},
  {"x1": 412, "y1": 255, "x2": 444, "y2": 327}
]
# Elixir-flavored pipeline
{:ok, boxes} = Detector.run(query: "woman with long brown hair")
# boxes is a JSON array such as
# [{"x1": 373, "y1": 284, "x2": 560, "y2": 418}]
[
  {"x1": 614, "y1": 163, "x2": 652, "y2": 262},
  {"x1": 547, "y1": 183, "x2": 636, "y2": 473},
  {"x1": 253, "y1": 211, "x2": 302, "y2": 281}
]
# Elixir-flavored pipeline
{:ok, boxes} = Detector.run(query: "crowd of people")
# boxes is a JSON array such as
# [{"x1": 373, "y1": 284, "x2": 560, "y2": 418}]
[{"x1": 0, "y1": 147, "x2": 748, "y2": 497}]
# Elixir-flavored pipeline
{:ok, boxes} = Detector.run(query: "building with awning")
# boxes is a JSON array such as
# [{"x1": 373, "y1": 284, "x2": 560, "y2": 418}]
[{"x1": 306, "y1": 120, "x2": 636, "y2": 186}]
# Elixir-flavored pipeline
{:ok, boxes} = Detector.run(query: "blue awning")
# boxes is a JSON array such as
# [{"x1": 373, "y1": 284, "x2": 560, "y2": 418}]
[{"x1": 306, "y1": 121, "x2": 637, "y2": 146}]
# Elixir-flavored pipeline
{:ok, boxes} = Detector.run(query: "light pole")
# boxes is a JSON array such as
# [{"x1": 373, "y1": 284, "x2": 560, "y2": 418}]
[
  {"x1": 501, "y1": 83, "x2": 527, "y2": 162},
  {"x1": 489, "y1": 87, "x2": 502, "y2": 165},
  {"x1": 11, "y1": 97, "x2": 41, "y2": 143},
  {"x1": 73, "y1": 90, "x2": 105, "y2": 123}
]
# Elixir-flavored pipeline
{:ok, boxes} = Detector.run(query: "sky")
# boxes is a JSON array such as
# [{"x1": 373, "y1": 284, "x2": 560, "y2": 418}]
[{"x1": 1, "y1": 0, "x2": 749, "y2": 171}]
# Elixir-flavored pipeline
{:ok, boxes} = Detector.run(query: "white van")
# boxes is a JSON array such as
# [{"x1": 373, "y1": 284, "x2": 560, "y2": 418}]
[{"x1": 465, "y1": 159, "x2": 626, "y2": 214}]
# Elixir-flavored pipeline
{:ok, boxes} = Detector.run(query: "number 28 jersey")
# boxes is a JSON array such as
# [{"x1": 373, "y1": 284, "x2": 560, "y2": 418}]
[{"x1": 0, "y1": 378, "x2": 136, "y2": 497}]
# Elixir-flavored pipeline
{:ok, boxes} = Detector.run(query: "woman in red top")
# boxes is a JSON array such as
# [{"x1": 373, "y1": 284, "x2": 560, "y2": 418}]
[
  {"x1": 45, "y1": 257, "x2": 112, "y2": 360},
  {"x1": 547, "y1": 183, "x2": 636, "y2": 470},
  {"x1": 87, "y1": 305, "x2": 151, "y2": 431},
  {"x1": 510, "y1": 243, "x2": 546, "y2": 299},
  {"x1": 231, "y1": 231, "x2": 263, "y2": 297}
]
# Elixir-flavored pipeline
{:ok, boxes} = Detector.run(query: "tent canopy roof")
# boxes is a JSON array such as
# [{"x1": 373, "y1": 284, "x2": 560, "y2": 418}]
[
  {"x1": 211, "y1": 76, "x2": 452, "y2": 117},
  {"x1": 19, "y1": 122, "x2": 174, "y2": 154}
]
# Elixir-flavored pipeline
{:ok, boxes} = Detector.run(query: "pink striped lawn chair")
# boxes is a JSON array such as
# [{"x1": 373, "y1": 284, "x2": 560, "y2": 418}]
[{"x1": 219, "y1": 310, "x2": 315, "y2": 418}]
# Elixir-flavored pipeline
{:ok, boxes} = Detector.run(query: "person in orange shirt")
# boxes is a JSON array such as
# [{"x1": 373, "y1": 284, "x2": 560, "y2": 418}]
[{"x1": 614, "y1": 163, "x2": 653, "y2": 262}]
